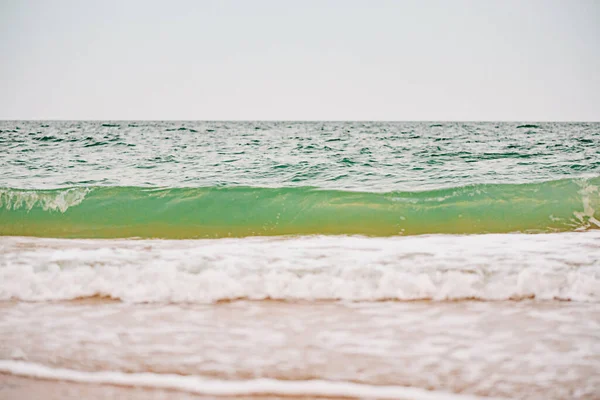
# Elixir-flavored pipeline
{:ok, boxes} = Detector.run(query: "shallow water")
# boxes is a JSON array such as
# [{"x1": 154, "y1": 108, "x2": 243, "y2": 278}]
[{"x1": 1, "y1": 300, "x2": 599, "y2": 399}]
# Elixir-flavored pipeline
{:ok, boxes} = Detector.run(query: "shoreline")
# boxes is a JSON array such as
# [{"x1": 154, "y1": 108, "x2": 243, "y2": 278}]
[{"x1": 1, "y1": 299, "x2": 598, "y2": 399}]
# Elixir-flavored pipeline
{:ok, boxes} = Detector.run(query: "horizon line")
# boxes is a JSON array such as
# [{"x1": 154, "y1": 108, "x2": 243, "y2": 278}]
[{"x1": 1, "y1": 119, "x2": 599, "y2": 123}]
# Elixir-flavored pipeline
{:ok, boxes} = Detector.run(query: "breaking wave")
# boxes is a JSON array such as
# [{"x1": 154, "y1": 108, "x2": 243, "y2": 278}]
[
  {"x1": 0, "y1": 177, "x2": 599, "y2": 238},
  {"x1": 1, "y1": 232, "x2": 599, "y2": 303}
]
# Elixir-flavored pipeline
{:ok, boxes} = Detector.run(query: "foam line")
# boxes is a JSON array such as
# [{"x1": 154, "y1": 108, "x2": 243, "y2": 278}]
[{"x1": 0, "y1": 360, "x2": 501, "y2": 400}]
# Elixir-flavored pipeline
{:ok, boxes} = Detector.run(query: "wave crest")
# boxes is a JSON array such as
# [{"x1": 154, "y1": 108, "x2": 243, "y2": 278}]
[
  {"x1": 0, "y1": 187, "x2": 90, "y2": 213},
  {"x1": 0, "y1": 178, "x2": 598, "y2": 237}
]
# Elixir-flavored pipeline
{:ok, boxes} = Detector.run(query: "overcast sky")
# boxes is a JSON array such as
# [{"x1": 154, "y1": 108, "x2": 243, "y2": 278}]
[{"x1": 1, "y1": 0, "x2": 598, "y2": 120}]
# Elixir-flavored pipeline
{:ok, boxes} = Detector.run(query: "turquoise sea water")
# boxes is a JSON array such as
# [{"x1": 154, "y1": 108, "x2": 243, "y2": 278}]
[
  {"x1": 2, "y1": 121, "x2": 599, "y2": 189},
  {"x1": 0, "y1": 121, "x2": 598, "y2": 237}
]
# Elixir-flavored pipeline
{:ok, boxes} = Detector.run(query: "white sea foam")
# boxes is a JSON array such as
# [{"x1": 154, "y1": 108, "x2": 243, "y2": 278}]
[
  {"x1": 0, "y1": 188, "x2": 90, "y2": 212},
  {"x1": 0, "y1": 360, "x2": 498, "y2": 400},
  {"x1": 575, "y1": 180, "x2": 600, "y2": 228},
  {"x1": 0, "y1": 232, "x2": 599, "y2": 303}
]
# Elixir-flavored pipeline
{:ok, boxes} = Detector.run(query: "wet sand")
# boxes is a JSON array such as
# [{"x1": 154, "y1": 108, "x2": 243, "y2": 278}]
[
  {"x1": 0, "y1": 374, "x2": 306, "y2": 400},
  {"x1": 1, "y1": 299, "x2": 599, "y2": 399}
]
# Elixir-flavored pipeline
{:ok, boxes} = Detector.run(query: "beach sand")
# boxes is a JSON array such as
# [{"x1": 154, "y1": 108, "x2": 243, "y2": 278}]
[
  {"x1": 1, "y1": 299, "x2": 599, "y2": 399},
  {"x1": 0, "y1": 374, "x2": 321, "y2": 400}
]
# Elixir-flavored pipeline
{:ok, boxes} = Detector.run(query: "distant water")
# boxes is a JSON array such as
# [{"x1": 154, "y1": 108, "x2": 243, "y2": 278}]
[{"x1": 0, "y1": 121, "x2": 599, "y2": 237}]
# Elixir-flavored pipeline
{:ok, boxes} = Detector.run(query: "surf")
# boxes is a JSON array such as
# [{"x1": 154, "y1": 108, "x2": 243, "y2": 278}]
[
  {"x1": 0, "y1": 177, "x2": 598, "y2": 238},
  {"x1": 1, "y1": 232, "x2": 599, "y2": 303}
]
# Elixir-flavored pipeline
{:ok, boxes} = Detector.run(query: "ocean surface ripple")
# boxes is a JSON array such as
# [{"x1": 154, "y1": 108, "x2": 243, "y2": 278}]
[{"x1": 1, "y1": 121, "x2": 598, "y2": 191}]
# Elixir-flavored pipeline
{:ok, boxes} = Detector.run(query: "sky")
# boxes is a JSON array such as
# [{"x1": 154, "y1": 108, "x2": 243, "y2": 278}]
[{"x1": 0, "y1": 0, "x2": 599, "y2": 121}]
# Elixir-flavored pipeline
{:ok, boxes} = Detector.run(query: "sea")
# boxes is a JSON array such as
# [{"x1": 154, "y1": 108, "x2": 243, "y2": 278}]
[{"x1": 0, "y1": 121, "x2": 599, "y2": 399}]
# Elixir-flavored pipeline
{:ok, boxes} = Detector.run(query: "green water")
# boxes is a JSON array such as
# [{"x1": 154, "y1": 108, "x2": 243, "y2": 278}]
[
  {"x1": 1, "y1": 178, "x2": 598, "y2": 238},
  {"x1": 1, "y1": 121, "x2": 599, "y2": 238}
]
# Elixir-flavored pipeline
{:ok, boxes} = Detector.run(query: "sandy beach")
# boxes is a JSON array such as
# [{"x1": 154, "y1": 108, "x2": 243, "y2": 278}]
[{"x1": 1, "y1": 374, "x2": 316, "y2": 400}]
